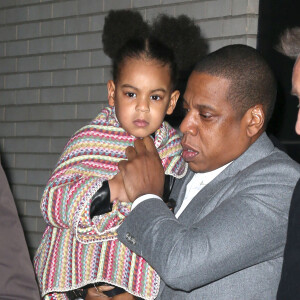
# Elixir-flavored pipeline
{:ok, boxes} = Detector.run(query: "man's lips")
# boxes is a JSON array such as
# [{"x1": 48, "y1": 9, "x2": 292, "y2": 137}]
[
  {"x1": 181, "y1": 144, "x2": 199, "y2": 161},
  {"x1": 133, "y1": 119, "x2": 149, "y2": 127}
]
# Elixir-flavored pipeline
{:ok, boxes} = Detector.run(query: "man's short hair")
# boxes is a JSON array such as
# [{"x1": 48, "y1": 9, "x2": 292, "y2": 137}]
[
  {"x1": 194, "y1": 44, "x2": 277, "y2": 126},
  {"x1": 277, "y1": 27, "x2": 300, "y2": 59}
]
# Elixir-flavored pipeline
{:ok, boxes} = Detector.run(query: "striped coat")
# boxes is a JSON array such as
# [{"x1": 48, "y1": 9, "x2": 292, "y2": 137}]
[{"x1": 34, "y1": 106, "x2": 187, "y2": 300}]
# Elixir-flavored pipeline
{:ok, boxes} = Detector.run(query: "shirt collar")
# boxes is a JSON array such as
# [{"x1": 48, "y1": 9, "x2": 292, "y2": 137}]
[{"x1": 192, "y1": 161, "x2": 232, "y2": 185}]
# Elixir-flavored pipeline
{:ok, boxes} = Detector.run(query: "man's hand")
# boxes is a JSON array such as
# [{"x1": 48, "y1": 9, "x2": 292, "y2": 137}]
[
  {"x1": 118, "y1": 136, "x2": 165, "y2": 202},
  {"x1": 108, "y1": 173, "x2": 130, "y2": 203}
]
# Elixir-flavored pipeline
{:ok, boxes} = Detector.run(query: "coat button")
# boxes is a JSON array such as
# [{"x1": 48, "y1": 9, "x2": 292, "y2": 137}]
[{"x1": 126, "y1": 232, "x2": 136, "y2": 245}]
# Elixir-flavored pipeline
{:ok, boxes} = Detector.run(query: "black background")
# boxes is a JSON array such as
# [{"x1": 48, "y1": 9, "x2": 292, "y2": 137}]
[{"x1": 258, "y1": 0, "x2": 300, "y2": 162}]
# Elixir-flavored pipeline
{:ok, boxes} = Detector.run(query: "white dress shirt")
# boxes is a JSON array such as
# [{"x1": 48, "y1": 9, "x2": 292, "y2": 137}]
[
  {"x1": 175, "y1": 162, "x2": 231, "y2": 217},
  {"x1": 132, "y1": 162, "x2": 232, "y2": 218}
]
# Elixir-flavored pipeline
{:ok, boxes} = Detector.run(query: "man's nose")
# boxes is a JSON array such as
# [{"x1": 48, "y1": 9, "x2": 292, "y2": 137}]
[{"x1": 179, "y1": 113, "x2": 198, "y2": 136}]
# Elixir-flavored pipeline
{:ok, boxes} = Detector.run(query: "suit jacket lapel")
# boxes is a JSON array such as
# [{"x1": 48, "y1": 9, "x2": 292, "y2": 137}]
[
  {"x1": 177, "y1": 167, "x2": 233, "y2": 225},
  {"x1": 172, "y1": 169, "x2": 195, "y2": 215}
]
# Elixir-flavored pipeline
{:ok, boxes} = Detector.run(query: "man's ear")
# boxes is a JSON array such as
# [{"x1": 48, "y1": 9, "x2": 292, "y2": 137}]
[
  {"x1": 245, "y1": 104, "x2": 265, "y2": 137},
  {"x1": 107, "y1": 80, "x2": 116, "y2": 107},
  {"x1": 166, "y1": 90, "x2": 180, "y2": 115}
]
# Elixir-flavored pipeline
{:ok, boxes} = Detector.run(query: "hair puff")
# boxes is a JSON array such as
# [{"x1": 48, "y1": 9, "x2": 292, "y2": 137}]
[
  {"x1": 102, "y1": 10, "x2": 149, "y2": 59},
  {"x1": 151, "y1": 14, "x2": 208, "y2": 73}
]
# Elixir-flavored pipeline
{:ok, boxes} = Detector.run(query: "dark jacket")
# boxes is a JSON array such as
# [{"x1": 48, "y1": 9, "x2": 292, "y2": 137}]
[
  {"x1": 277, "y1": 178, "x2": 300, "y2": 299},
  {"x1": 0, "y1": 162, "x2": 40, "y2": 299}
]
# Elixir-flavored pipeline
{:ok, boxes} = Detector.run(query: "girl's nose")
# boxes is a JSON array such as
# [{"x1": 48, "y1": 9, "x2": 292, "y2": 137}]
[{"x1": 136, "y1": 97, "x2": 150, "y2": 112}]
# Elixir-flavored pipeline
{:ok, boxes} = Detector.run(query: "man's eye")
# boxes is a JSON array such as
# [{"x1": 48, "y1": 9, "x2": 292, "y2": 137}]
[
  {"x1": 125, "y1": 92, "x2": 136, "y2": 98},
  {"x1": 200, "y1": 113, "x2": 212, "y2": 119},
  {"x1": 150, "y1": 95, "x2": 161, "y2": 101},
  {"x1": 183, "y1": 108, "x2": 190, "y2": 115}
]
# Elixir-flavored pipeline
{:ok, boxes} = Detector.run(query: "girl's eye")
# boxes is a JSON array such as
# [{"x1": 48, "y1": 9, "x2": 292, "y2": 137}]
[
  {"x1": 150, "y1": 95, "x2": 161, "y2": 101},
  {"x1": 125, "y1": 92, "x2": 136, "y2": 98}
]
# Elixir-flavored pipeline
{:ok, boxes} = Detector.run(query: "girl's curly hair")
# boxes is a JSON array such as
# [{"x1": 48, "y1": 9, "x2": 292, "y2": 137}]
[
  {"x1": 102, "y1": 10, "x2": 149, "y2": 60},
  {"x1": 102, "y1": 9, "x2": 208, "y2": 126},
  {"x1": 102, "y1": 10, "x2": 207, "y2": 87}
]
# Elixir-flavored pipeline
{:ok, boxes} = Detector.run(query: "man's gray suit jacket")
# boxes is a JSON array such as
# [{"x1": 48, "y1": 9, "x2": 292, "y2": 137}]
[{"x1": 117, "y1": 133, "x2": 300, "y2": 299}]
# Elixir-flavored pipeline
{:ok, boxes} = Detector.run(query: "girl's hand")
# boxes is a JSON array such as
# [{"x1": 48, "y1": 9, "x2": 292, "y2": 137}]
[
  {"x1": 110, "y1": 293, "x2": 136, "y2": 299},
  {"x1": 86, "y1": 285, "x2": 114, "y2": 299}
]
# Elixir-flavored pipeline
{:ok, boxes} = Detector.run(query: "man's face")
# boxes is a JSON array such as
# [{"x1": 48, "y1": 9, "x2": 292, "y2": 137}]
[
  {"x1": 292, "y1": 58, "x2": 300, "y2": 135},
  {"x1": 180, "y1": 71, "x2": 251, "y2": 173}
]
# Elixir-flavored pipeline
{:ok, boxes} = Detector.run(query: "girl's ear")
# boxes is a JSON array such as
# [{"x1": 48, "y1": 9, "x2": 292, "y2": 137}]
[
  {"x1": 166, "y1": 90, "x2": 180, "y2": 115},
  {"x1": 245, "y1": 104, "x2": 265, "y2": 137},
  {"x1": 107, "y1": 80, "x2": 116, "y2": 106}
]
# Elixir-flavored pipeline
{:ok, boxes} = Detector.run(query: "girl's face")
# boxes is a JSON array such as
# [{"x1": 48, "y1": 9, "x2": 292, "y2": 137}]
[{"x1": 107, "y1": 57, "x2": 179, "y2": 138}]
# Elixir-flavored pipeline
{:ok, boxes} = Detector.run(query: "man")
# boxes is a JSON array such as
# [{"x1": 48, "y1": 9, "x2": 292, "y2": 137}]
[
  {"x1": 116, "y1": 44, "x2": 300, "y2": 299},
  {"x1": 276, "y1": 27, "x2": 300, "y2": 299},
  {"x1": 0, "y1": 160, "x2": 40, "y2": 299}
]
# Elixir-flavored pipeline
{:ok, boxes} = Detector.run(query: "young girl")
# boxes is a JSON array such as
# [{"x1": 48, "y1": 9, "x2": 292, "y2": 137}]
[{"x1": 34, "y1": 10, "x2": 207, "y2": 300}]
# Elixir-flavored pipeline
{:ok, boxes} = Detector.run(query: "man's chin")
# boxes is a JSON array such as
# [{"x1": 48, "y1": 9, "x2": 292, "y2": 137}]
[
  {"x1": 188, "y1": 161, "x2": 206, "y2": 173},
  {"x1": 188, "y1": 160, "x2": 220, "y2": 173}
]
